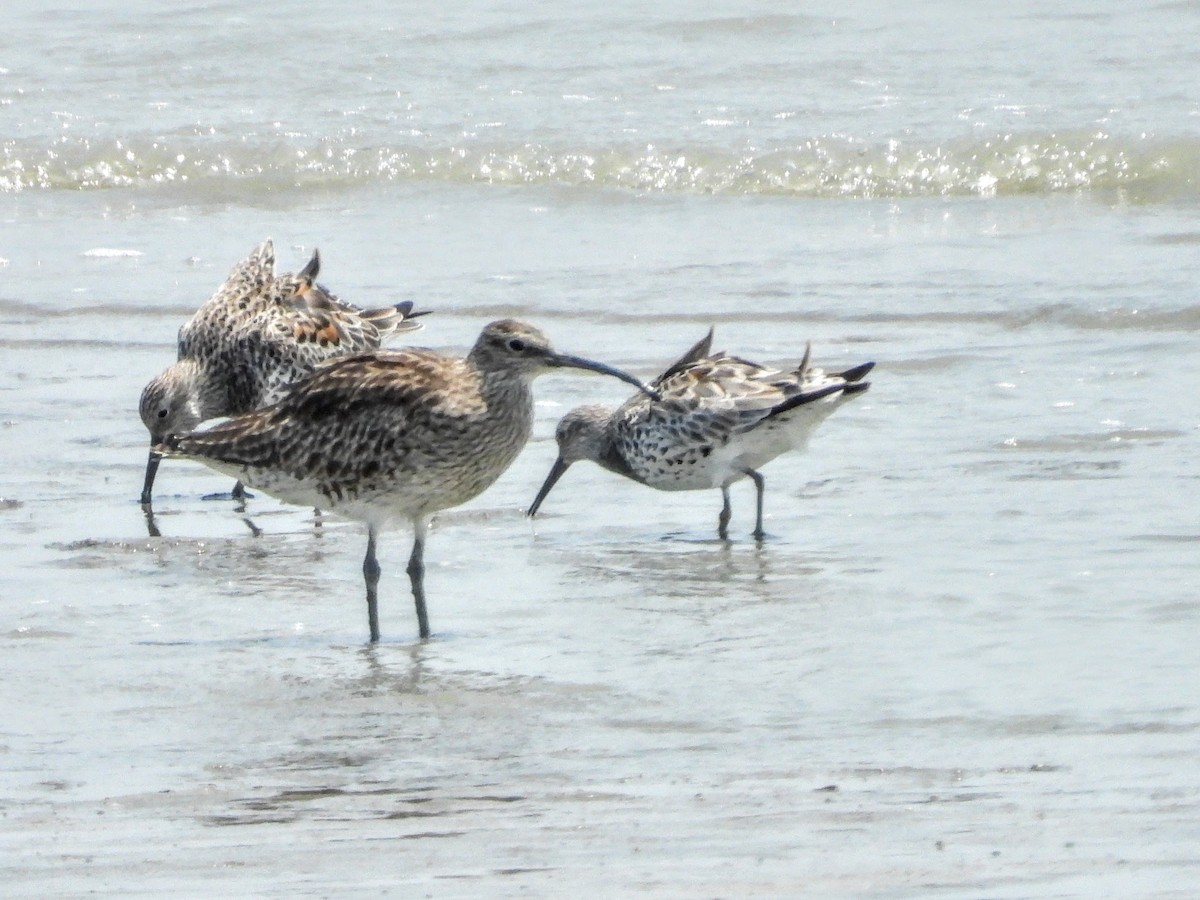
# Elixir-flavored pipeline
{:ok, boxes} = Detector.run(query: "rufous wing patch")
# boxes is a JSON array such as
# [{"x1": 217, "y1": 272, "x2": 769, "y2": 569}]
[{"x1": 290, "y1": 315, "x2": 346, "y2": 346}]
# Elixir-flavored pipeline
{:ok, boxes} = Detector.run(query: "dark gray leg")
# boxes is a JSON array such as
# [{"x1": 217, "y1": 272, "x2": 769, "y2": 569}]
[
  {"x1": 718, "y1": 487, "x2": 732, "y2": 540},
  {"x1": 407, "y1": 518, "x2": 430, "y2": 640},
  {"x1": 143, "y1": 505, "x2": 161, "y2": 538},
  {"x1": 204, "y1": 480, "x2": 253, "y2": 503},
  {"x1": 363, "y1": 525, "x2": 382, "y2": 643},
  {"x1": 742, "y1": 468, "x2": 766, "y2": 540}
]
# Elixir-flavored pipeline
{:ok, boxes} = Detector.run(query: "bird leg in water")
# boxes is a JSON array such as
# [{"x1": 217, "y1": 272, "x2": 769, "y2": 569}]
[
  {"x1": 718, "y1": 487, "x2": 732, "y2": 540},
  {"x1": 407, "y1": 518, "x2": 430, "y2": 640},
  {"x1": 742, "y1": 468, "x2": 766, "y2": 541},
  {"x1": 364, "y1": 525, "x2": 382, "y2": 643}
]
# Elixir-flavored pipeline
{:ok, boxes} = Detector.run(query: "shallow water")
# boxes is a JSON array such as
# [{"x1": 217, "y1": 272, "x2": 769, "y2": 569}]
[{"x1": 3, "y1": 2, "x2": 1200, "y2": 896}]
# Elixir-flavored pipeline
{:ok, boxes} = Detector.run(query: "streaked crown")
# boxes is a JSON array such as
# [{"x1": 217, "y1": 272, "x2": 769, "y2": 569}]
[
  {"x1": 554, "y1": 404, "x2": 614, "y2": 464},
  {"x1": 469, "y1": 319, "x2": 556, "y2": 372},
  {"x1": 138, "y1": 362, "x2": 204, "y2": 442}
]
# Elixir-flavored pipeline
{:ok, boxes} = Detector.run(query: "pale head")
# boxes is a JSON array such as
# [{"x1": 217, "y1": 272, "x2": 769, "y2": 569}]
[
  {"x1": 468, "y1": 320, "x2": 559, "y2": 376},
  {"x1": 554, "y1": 404, "x2": 614, "y2": 466},
  {"x1": 139, "y1": 361, "x2": 206, "y2": 444},
  {"x1": 138, "y1": 360, "x2": 206, "y2": 505},
  {"x1": 527, "y1": 404, "x2": 614, "y2": 517}
]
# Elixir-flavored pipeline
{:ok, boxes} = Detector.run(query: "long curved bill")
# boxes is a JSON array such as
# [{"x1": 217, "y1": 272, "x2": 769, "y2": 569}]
[
  {"x1": 547, "y1": 353, "x2": 659, "y2": 400},
  {"x1": 140, "y1": 448, "x2": 162, "y2": 506},
  {"x1": 527, "y1": 456, "x2": 571, "y2": 517}
]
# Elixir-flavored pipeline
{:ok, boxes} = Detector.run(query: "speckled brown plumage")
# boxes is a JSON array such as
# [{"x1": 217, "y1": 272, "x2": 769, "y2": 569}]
[
  {"x1": 528, "y1": 329, "x2": 874, "y2": 540},
  {"x1": 165, "y1": 319, "x2": 654, "y2": 642},
  {"x1": 138, "y1": 240, "x2": 426, "y2": 504}
]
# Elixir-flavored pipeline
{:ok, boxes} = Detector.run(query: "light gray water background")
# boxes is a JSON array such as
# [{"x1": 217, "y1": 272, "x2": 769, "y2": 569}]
[{"x1": 2, "y1": 2, "x2": 1198, "y2": 895}]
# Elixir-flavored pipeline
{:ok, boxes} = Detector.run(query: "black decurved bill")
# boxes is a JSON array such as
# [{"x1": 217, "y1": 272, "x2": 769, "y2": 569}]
[{"x1": 549, "y1": 353, "x2": 660, "y2": 400}]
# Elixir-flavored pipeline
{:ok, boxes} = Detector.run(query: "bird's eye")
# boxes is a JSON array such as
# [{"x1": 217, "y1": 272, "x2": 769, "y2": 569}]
[
  {"x1": 507, "y1": 338, "x2": 526, "y2": 352},
  {"x1": 157, "y1": 409, "x2": 169, "y2": 419}
]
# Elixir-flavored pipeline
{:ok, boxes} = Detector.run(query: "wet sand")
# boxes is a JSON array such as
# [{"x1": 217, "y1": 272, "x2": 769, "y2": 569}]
[{"x1": 1, "y1": 114, "x2": 1198, "y2": 893}]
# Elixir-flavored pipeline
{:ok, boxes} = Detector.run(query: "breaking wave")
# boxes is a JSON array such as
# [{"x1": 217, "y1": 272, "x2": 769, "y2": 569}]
[{"x1": 3, "y1": 131, "x2": 1198, "y2": 201}]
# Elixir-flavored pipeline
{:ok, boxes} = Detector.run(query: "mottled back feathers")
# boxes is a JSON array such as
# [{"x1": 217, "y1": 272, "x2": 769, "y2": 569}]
[
  {"x1": 140, "y1": 240, "x2": 425, "y2": 443},
  {"x1": 164, "y1": 320, "x2": 644, "y2": 519},
  {"x1": 545, "y1": 330, "x2": 875, "y2": 495}
]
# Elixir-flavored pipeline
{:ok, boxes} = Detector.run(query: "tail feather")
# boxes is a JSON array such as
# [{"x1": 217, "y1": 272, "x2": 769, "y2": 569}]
[
  {"x1": 763, "y1": 381, "x2": 851, "y2": 421},
  {"x1": 362, "y1": 301, "x2": 428, "y2": 335},
  {"x1": 838, "y1": 361, "x2": 875, "y2": 383},
  {"x1": 166, "y1": 409, "x2": 281, "y2": 469},
  {"x1": 764, "y1": 360, "x2": 874, "y2": 422}
]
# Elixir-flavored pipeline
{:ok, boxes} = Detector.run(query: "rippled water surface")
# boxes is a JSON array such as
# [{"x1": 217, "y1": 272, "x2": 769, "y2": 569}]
[{"x1": 2, "y1": 1, "x2": 1199, "y2": 896}]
